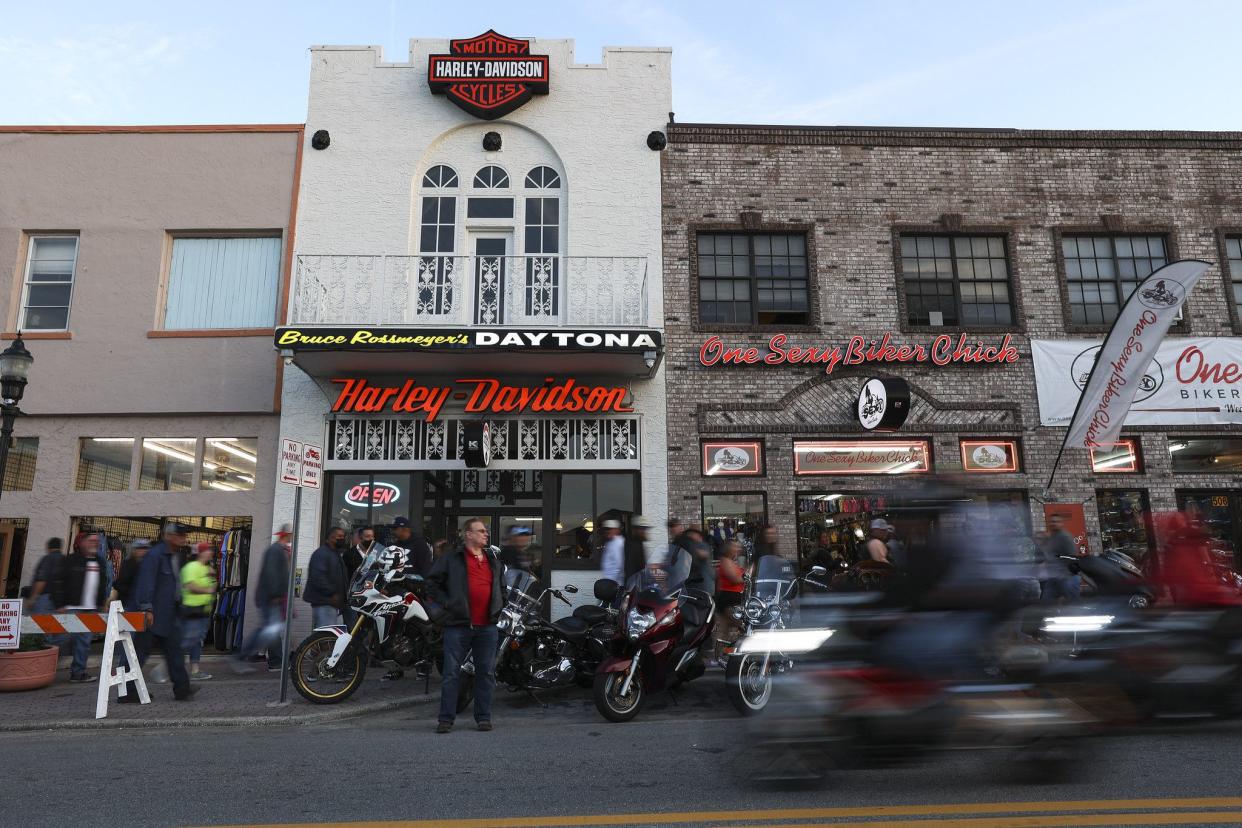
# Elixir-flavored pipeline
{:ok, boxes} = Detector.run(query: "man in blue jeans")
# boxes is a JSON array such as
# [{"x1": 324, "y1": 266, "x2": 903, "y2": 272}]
[
  {"x1": 232, "y1": 525, "x2": 292, "y2": 673},
  {"x1": 426, "y1": 518, "x2": 503, "y2": 733}
]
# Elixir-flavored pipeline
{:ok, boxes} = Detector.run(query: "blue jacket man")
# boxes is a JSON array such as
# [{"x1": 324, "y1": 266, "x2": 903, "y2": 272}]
[{"x1": 129, "y1": 522, "x2": 194, "y2": 701}]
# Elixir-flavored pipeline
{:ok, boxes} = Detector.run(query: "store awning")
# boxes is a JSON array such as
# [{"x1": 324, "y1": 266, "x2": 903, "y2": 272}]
[{"x1": 276, "y1": 326, "x2": 664, "y2": 380}]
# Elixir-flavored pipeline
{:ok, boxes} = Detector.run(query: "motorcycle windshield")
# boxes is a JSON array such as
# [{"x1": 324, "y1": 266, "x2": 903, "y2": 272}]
[
  {"x1": 350, "y1": 546, "x2": 385, "y2": 593},
  {"x1": 503, "y1": 569, "x2": 538, "y2": 605},
  {"x1": 754, "y1": 554, "x2": 797, "y2": 601},
  {"x1": 625, "y1": 562, "x2": 687, "y2": 599}
]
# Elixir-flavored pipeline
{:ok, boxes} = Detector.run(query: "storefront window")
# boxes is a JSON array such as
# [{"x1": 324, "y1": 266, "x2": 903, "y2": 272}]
[
  {"x1": 2, "y1": 437, "x2": 38, "y2": 491},
  {"x1": 1169, "y1": 438, "x2": 1242, "y2": 473},
  {"x1": 556, "y1": 474, "x2": 593, "y2": 560},
  {"x1": 796, "y1": 493, "x2": 891, "y2": 571},
  {"x1": 1095, "y1": 489, "x2": 1153, "y2": 563},
  {"x1": 201, "y1": 437, "x2": 257, "y2": 491},
  {"x1": 702, "y1": 493, "x2": 766, "y2": 561},
  {"x1": 368, "y1": 473, "x2": 413, "y2": 531},
  {"x1": 555, "y1": 472, "x2": 636, "y2": 560},
  {"x1": 75, "y1": 438, "x2": 134, "y2": 491},
  {"x1": 327, "y1": 473, "x2": 389, "y2": 538},
  {"x1": 139, "y1": 438, "x2": 197, "y2": 491},
  {"x1": 1178, "y1": 491, "x2": 1241, "y2": 576},
  {"x1": 1091, "y1": 439, "x2": 1142, "y2": 474}
]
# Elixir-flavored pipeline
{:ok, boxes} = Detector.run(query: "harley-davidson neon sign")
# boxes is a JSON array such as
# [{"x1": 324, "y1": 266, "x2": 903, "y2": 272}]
[
  {"x1": 700, "y1": 333, "x2": 1019, "y2": 375},
  {"x1": 330, "y1": 377, "x2": 633, "y2": 421},
  {"x1": 428, "y1": 30, "x2": 550, "y2": 120}
]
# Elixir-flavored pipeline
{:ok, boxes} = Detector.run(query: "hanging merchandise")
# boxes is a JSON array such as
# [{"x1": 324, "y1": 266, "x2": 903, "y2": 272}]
[{"x1": 211, "y1": 528, "x2": 252, "y2": 652}]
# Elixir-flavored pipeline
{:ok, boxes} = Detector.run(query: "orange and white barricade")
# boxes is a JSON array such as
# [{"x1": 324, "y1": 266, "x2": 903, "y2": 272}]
[{"x1": 21, "y1": 601, "x2": 150, "y2": 718}]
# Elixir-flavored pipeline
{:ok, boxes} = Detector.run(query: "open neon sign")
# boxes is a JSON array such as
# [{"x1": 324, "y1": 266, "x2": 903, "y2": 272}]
[{"x1": 344, "y1": 482, "x2": 402, "y2": 508}]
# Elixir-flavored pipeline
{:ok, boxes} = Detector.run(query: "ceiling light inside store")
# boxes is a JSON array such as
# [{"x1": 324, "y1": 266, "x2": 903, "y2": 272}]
[
  {"x1": 92, "y1": 438, "x2": 133, "y2": 443},
  {"x1": 238, "y1": 475, "x2": 255, "y2": 484},
  {"x1": 1093, "y1": 454, "x2": 1138, "y2": 471},
  {"x1": 146, "y1": 441, "x2": 215, "y2": 469},
  {"x1": 1169, "y1": 442, "x2": 1189, "y2": 452},
  {"x1": 210, "y1": 481, "x2": 239, "y2": 492},
  {"x1": 208, "y1": 440, "x2": 257, "y2": 464}
]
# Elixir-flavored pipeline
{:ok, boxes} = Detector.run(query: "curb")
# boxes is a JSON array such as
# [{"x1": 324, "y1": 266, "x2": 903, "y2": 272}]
[{"x1": 0, "y1": 693, "x2": 435, "y2": 733}]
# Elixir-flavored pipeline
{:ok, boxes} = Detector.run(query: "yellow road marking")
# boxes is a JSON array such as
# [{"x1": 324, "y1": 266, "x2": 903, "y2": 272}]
[
  {"x1": 715, "y1": 813, "x2": 1242, "y2": 828},
  {"x1": 212, "y1": 797, "x2": 1242, "y2": 828}
]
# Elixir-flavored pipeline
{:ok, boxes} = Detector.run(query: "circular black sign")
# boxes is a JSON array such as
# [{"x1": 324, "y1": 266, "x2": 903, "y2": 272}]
[{"x1": 856, "y1": 377, "x2": 911, "y2": 432}]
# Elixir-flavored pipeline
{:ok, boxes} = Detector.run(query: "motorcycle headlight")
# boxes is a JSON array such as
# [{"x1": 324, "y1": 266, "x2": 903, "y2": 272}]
[
  {"x1": 497, "y1": 614, "x2": 511, "y2": 632},
  {"x1": 731, "y1": 607, "x2": 745, "y2": 621},
  {"x1": 737, "y1": 628, "x2": 834, "y2": 655},
  {"x1": 744, "y1": 597, "x2": 767, "y2": 623},
  {"x1": 626, "y1": 608, "x2": 656, "y2": 640},
  {"x1": 1041, "y1": 614, "x2": 1114, "y2": 633}
]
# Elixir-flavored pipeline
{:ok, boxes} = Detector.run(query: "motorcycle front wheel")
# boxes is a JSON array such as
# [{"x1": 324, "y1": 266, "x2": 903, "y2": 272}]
[
  {"x1": 593, "y1": 670, "x2": 644, "y2": 722},
  {"x1": 726, "y1": 653, "x2": 773, "y2": 715},
  {"x1": 292, "y1": 630, "x2": 367, "y2": 704}
]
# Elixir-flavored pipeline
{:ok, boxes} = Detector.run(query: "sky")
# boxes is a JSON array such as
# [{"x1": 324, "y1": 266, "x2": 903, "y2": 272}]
[{"x1": 2, "y1": 0, "x2": 1240, "y2": 129}]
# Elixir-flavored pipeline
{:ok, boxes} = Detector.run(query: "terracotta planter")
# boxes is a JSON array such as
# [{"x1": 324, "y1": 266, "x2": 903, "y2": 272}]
[{"x1": 0, "y1": 646, "x2": 59, "y2": 691}]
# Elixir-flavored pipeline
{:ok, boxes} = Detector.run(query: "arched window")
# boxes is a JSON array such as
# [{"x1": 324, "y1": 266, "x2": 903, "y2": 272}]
[
  {"x1": 524, "y1": 166, "x2": 561, "y2": 189},
  {"x1": 422, "y1": 165, "x2": 458, "y2": 189},
  {"x1": 473, "y1": 165, "x2": 510, "y2": 189}
]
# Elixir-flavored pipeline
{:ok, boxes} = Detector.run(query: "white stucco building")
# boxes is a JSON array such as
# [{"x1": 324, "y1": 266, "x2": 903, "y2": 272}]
[{"x1": 275, "y1": 33, "x2": 671, "y2": 621}]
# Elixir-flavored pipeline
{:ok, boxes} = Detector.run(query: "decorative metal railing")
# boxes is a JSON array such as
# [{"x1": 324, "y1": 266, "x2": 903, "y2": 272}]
[{"x1": 292, "y1": 254, "x2": 649, "y2": 327}]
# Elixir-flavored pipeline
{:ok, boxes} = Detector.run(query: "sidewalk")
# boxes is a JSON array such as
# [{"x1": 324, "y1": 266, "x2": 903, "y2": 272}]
[{"x1": 0, "y1": 652, "x2": 437, "y2": 732}]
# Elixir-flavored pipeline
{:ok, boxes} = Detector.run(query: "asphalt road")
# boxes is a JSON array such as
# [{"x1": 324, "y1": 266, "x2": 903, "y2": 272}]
[{"x1": 5, "y1": 679, "x2": 1242, "y2": 828}]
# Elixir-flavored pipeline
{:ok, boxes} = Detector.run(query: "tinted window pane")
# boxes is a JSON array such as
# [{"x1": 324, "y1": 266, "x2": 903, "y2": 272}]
[
  {"x1": 76, "y1": 438, "x2": 133, "y2": 492},
  {"x1": 467, "y1": 198, "x2": 515, "y2": 219},
  {"x1": 1170, "y1": 438, "x2": 1242, "y2": 473}
]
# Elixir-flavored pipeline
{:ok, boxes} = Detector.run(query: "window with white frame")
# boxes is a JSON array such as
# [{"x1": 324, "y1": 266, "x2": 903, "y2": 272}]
[
  {"x1": 21, "y1": 235, "x2": 79, "y2": 331},
  {"x1": 163, "y1": 236, "x2": 282, "y2": 329}
]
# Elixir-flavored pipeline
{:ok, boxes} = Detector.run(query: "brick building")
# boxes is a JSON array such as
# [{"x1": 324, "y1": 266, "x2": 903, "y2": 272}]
[{"x1": 661, "y1": 123, "x2": 1242, "y2": 571}]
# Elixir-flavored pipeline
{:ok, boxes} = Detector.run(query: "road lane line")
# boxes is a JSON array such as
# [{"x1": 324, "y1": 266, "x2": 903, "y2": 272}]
[{"x1": 212, "y1": 797, "x2": 1242, "y2": 828}]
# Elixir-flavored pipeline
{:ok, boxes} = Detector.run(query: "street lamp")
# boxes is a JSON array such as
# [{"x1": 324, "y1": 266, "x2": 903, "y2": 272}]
[{"x1": 0, "y1": 335, "x2": 33, "y2": 504}]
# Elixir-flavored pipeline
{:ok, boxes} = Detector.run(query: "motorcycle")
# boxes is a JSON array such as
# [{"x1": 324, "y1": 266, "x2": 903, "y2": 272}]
[
  {"x1": 745, "y1": 598, "x2": 1095, "y2": 785},
  {"x1": 1062, "y1": 549, "x2": 1156, "y2": 609},
  {"x1": 725, "y1": 557, "x2": 830, "y2": 715},
  {"x1": 458, "y1": 571, "x2": 617, "y2": 706},
  {"x1": 592, "y1": 566, "x2": 715, "y2": 722},
  {"x1": 1036, "y1": 604, "x2": 1242, "y2": 721},
  {"x1": 291, "y1": 546, "x2": 442, "y2": 704}
]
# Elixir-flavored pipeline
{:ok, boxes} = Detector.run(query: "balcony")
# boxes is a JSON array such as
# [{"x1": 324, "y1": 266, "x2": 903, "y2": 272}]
[{"x1": 291, "y1": 254, "x2": 649, "y2": 327}]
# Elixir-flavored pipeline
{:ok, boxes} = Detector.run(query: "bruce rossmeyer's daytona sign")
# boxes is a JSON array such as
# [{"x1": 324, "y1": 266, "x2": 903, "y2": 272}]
[{"x1": 275, "y1": 328, "x2": 661, "y2": 353}]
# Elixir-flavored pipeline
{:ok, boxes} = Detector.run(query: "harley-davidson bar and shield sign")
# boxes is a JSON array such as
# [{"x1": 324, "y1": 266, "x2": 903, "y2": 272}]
[{"x1": 428, "y1": 30, "x2": 550, "y2": 119}]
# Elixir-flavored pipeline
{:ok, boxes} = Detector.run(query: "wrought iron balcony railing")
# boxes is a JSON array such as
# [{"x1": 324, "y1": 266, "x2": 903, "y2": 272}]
[{"x1": 291, "y1": 254, "x2": 649, "y2": 327}]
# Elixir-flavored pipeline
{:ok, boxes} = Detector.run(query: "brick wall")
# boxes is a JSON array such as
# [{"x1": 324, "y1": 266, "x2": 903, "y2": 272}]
[{"x1": 661, "y1": 125, "x2": 1242, "y2": 562}]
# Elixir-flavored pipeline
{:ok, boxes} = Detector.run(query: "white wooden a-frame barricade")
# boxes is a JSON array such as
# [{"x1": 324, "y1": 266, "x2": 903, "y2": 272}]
[{"x1": 96, "y1": 600, "x2": 150, "y2": 718}]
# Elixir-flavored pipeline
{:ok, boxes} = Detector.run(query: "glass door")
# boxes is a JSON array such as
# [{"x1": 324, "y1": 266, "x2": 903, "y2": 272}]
[{"x1": 472, "y1": 235, "x2": 511, "y2": 324}]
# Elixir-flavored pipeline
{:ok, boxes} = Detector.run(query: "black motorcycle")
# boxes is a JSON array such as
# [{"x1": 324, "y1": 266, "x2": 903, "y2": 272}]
[
  {"x1": 459, "y1": 570, "x2": 617, "y2": 705},
  {"x1": 1062, "y1": 549, "x2": 1156, "y2": 609}
]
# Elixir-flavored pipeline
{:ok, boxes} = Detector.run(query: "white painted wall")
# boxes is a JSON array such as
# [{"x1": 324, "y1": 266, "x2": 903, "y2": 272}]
[{"x1": 276, "y1": 38, "x2": 673, "y2": 629}]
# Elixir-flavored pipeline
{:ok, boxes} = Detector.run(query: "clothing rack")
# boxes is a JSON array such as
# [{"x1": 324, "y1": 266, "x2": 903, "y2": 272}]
[{"x1": 211, "y1": 528, "x2": 251, "y2": 652}]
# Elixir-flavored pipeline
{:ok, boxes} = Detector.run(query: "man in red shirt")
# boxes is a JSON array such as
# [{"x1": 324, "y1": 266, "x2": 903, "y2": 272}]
[{"x1": 426, "y1": 517, "x2": 503, "y2": 733}]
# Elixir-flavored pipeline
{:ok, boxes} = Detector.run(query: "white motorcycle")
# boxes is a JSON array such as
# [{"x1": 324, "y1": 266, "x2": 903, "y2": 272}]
[
  {"x1": 292, "y1": 546, "x2": 443, "y2": 704},
  {"x1": 726, "y1": 557, "x2": 829, "y2": 715}
]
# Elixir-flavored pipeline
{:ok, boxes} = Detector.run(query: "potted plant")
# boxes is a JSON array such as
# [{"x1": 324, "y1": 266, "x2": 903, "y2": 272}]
[{"x1": 0, "y1": 634, "x2": 59, "y2": 691}]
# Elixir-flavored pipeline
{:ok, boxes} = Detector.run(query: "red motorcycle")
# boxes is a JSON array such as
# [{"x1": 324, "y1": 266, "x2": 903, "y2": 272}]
[{"x1": 592, "y1": 568, "x2": 716, "y2": 722}]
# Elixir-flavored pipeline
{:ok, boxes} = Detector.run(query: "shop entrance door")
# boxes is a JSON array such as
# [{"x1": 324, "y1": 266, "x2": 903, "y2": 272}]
[{"x1": 0, "y1": 525, "x2": 12, "y2": 597}]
